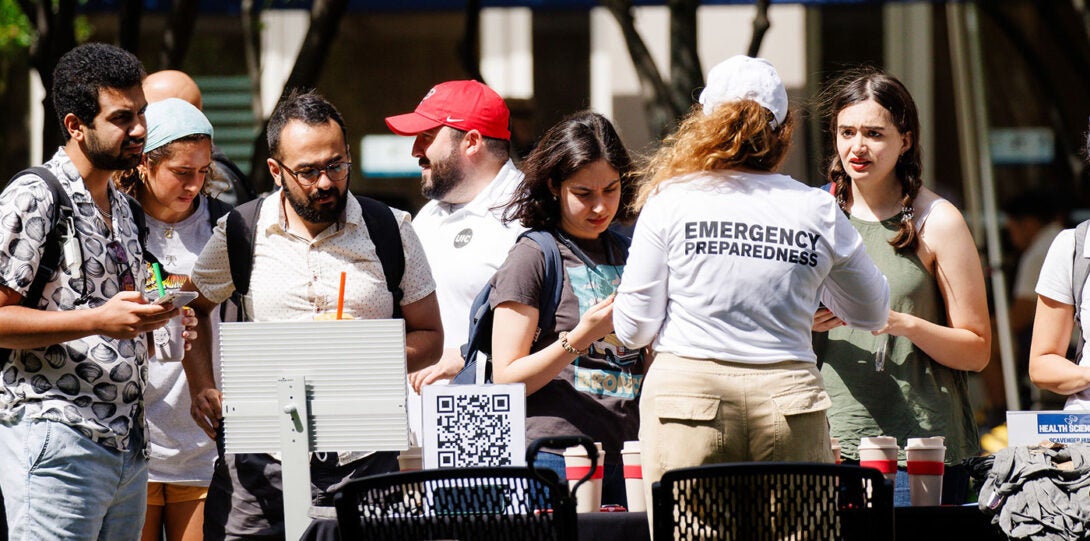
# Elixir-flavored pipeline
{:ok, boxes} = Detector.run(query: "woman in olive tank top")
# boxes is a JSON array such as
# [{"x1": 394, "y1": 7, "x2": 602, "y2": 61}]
[{"x1": 814, "y1": 69, "x2": 991, "y2": 506}]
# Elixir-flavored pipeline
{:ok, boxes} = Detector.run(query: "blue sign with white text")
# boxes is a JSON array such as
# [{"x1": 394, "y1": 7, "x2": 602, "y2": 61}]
[{"x1": 1037, "y1": 413, "x2": 1090, "y2": 434}]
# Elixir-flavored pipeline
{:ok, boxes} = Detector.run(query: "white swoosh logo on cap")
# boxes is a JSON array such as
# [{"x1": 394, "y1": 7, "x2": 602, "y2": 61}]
[{"x1": 446, "y1": 116, "x2": 464, "y2": 123}]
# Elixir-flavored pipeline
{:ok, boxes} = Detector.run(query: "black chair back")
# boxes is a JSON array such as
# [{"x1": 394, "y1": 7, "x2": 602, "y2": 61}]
[
  {"x1": 652, "y1": 462, "x2": 894, "y2": 540},
  {"x1": 332, "y1": 435, "x2": 598, "y2": 540}
]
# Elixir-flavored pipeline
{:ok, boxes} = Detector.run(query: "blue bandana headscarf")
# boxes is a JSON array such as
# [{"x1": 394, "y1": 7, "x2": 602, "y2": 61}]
[{"x1": 144, "y1": 97, "x2": 213, "y2": 153}]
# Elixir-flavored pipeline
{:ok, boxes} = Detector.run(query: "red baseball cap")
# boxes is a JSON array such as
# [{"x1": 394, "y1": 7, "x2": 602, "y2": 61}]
[{"x1": 385, "y1": 80, "x2": 511, "y2": 141}]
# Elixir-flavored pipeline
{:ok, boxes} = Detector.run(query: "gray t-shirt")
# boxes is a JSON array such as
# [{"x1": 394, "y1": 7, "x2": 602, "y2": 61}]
[{"x1": 490, "y1": 232, "x2": 645, "y2": 465}]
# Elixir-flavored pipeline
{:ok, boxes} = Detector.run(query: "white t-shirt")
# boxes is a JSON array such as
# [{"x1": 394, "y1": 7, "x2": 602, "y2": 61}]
[
  {"x1": 1035, "y1": 228, "x2": 1090, "y2": 410},
  {"x1": 1014, "y1": 221, "x2": 1064, "y2": 300},
  {"x1": 411, "y1": 159, "x2": 526, "y2": 348},
  {"x1": 614, "y1": 171, "x2": 889, "y2": 363},
  {"x1": 407, "y1": 160, "x2": 524, "y2": 441},
  {"x1": 144, "y1": 197, "x2": 224, "y2": 485}
]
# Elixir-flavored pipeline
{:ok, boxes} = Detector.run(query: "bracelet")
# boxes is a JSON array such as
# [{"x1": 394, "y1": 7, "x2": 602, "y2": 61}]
[{"x1": 559, "y1": 331, "x2": 586, "y2": 356}]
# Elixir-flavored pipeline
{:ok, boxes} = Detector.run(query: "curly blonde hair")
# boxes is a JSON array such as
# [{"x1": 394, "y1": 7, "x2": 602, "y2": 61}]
[
  {"x1": 633, "y1": 100, "x2": 794, "y2": 211},
  {"x1": 114, "y1": 134, "x2": 218, "y2": 199}
]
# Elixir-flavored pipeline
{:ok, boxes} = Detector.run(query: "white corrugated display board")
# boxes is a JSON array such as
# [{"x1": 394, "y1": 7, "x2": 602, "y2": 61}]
[{"x1": 219, "y1": 319, "x2": 409, "y2": 454}]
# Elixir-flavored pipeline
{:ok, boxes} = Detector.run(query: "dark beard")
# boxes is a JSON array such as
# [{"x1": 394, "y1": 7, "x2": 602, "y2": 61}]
[
  {"x1": 420, "y1": 146, "x2": 464, "y2": 201},
  {"x1": 85, "y1": 133, "x2": 143, "y2": 171},
  {"x1": 283, "y1": 184, "x2": 348, "y2": 224}
]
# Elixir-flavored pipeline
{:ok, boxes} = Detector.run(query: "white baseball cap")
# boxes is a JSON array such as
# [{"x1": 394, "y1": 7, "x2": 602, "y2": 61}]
[{"x1": 699, "y1": 55, "x2": 788, "y2": 129}]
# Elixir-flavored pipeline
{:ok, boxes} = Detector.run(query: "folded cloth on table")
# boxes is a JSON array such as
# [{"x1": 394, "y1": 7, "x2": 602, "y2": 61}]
[{"x1": 978, "y1": 442, "x2": 1090, "y2": 541}]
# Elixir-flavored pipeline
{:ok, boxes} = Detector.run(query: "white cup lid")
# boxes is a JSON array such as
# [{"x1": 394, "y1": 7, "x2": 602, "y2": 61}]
[
  {"x1": 906, "y1": 436, "x2": 946, "y2": 449},
  {"x1": 564, "y1": 445, "x2": 588, "y2": 457},
  {"x1": 859, "y1": 436, "x2": 898, "y2": 449}
]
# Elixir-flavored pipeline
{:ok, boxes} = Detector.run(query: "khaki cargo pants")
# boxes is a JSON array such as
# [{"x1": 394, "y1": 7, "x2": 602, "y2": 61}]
[{"x1": 639, "y1": 354, "x2": 835, "y2": 533}]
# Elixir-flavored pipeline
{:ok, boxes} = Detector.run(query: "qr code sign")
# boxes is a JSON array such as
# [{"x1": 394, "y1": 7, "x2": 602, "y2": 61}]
[{"x1": 423, "y1": 384, "x2": 526, "y2": 468}]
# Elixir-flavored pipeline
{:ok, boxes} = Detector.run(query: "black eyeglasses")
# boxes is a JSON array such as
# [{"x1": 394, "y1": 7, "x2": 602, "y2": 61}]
[
  {"x1": 275, "y1": 159, "x2": 352, "y2": 187},
  {"x1": 106, "y1": 240, "x2": 136, "y2": 292}
]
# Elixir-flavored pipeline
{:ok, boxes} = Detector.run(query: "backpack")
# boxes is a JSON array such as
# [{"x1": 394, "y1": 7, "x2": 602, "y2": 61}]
[
  {"x1": 452, "y1": 229, "x2": 630, "y2": 385},
  {"x1": 223, "y1": 194, "x2": 404, "y2": 322},
  {"x1": 1072, "y1": 220, "x2": 1090, "y2": 364},
  {"x1": 0, "y1": 167, "x2": 151, "y2": 366}
]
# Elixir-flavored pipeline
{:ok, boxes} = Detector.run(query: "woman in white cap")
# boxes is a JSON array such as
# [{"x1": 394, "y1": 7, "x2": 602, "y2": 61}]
[
  {"x1": 612, "y1": 56, "x2": 890, "y2": 497},
  {"x1": 114, "y1": 97, "x2": 233, "y2": 541},
  {"x1": 814, "y1": 69, "x2": 989, "y2": 506}
]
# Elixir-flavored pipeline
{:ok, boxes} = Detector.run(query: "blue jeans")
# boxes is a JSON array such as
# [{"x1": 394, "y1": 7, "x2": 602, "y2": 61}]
[
  {"x1": 533, "y1": 451, "x2": 628, "y2": 508},
  {"x1": 0, "y1": 418, "x2": 147, "y2": 541}
]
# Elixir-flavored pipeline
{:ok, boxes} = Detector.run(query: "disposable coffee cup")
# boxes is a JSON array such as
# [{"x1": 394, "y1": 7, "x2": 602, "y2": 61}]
[
  {"x1": 398, "y1": 446, "x2": 422, "y2": 471},
  {"x1": 153, "y1": 315, "x2": 185, "y2": 362},
  {"x1": 830, "y1": 437, "x2": 842, "y2": 465},
  {"x1": 858, "y1": 436, "x2": 899, "y2": 484},
  {"x1": 564, "y1": 442, "x2": 603, "y2": 513},
  {"x1": 397, "y1": 446, "x2": 424, "y2": 511},
  {"x1": 906, "y1": 436, "x2": 945, "y2": 506},
  {"x1": 621, "y1": 440, "x2": 645, "y2": 512}
]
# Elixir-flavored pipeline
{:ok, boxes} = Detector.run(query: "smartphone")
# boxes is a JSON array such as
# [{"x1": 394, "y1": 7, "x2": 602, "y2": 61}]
[{"x1": 150, "y1": 290, "x2": 199, "y2": 308}]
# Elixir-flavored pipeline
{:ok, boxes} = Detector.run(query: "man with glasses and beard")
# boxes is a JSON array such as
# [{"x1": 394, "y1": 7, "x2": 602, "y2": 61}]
[
  {"x1": 182, "y1": 89, "x2": 442, "y2": 540},
  {"x1": 385, "y1": 81, "x2": 525, "y2": 437},
  {"x1": 0, "y1": 43, "x2": 181, "y2": 540}
]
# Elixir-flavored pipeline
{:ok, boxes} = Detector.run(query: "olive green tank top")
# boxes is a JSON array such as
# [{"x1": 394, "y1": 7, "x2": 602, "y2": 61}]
[{"x1": 816, "y1": 213, "x2": 979, "y2": 465}]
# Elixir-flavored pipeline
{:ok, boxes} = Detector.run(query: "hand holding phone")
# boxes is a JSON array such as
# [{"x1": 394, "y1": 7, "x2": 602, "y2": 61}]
[{"x1": 150, "y1": 290, "x2": 199, "y2": 309}]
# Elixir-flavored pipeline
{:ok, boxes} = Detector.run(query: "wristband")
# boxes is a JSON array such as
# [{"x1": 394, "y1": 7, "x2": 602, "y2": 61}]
[{"x1": 559, "y1": 331, "x2": 586, "y2": 355}]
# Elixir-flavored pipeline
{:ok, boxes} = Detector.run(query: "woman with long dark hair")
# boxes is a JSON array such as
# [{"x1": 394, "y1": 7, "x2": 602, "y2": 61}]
[
  {"x1": 816, "y1": 68, "x2": 990, "y2": 506},
  {"x1": 491, "y1": 110, "x2": 645, "y2": 505}
]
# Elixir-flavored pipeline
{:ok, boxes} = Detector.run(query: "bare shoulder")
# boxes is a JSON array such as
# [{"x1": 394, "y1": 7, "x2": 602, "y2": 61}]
[
  {"x1": 916, "y1": 188, "x2": 969, "y2": 240},
  {"x1": 914, "y1": 188, "x2": 977, "y2": 271}
]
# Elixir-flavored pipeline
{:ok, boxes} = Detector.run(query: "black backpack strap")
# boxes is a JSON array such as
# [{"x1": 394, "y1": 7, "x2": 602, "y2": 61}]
[
  {"x1": 225, "y1": 196, "x2": 265, "y2": 322},
  {"x1": 453, "y1": 229, "x2": 566, "y2": 385},
  {"x1": 1, "y1": 167, "x2": 72, "y2": 366},
  {"x1": 22, "y1": 167, "x2": 74, "y2": 308},
  {"x1": 1073, "y1": 221, "x2": 1090, "y2": 364},
  {"x1": 212, "y1": 147, "x2": 256, "y2": 203},
  {"x1": 206, "y1": 196, "x2": 233, "y2": 230},
  {"x1": 357, "y1": 196, "x2": 405, "y2": 319},
  {"x1": 203, "y1": 196, "x2": 236, "y2": 321},
  {"x1": 121, "y1": 192, "x2": 159, "y2": 268},
  {"x1": 526, "y1": 230, "x2": 564, "y2": 337}
]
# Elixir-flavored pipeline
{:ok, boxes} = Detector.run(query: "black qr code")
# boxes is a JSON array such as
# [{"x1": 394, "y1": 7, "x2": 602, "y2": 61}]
[{"x1": 434, "y1": 393, "x2": 513, "y2": 467}]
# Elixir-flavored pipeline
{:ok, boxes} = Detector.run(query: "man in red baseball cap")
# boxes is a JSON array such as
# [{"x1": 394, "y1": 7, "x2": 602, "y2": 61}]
[
  {"x1": 386, "y1": 79, "x2": 511, "y2": 141},
  {"x1": 386, "y1": 80, "x2": 526, "y2": 441}
]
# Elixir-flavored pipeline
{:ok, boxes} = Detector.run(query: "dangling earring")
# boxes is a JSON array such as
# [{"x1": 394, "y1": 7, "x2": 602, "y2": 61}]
[{"x1": 901, "y1": 205, "x2": 915, "y2": 223}]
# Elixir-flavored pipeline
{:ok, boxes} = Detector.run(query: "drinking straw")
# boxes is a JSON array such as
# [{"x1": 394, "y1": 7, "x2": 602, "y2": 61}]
[
  {"x1": 337, "y1": 271, "x2": 346, "y2": 320},
  {"x1": 152, "y1": 262, "x2": 166, "y2": 298}
]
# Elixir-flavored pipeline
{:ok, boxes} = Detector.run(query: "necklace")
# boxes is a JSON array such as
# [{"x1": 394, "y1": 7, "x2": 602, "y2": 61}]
[
  {"x1": 94, "y1": 200, "x2": 112, "y2": 219},
  {"x1": 164, "y1": 225, "x2": 174, "y2": 239}
]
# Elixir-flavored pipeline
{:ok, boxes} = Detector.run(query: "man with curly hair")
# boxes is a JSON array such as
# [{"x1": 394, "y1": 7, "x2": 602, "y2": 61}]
[{"x1": 0, "y1": 42, "x2": 180, "y2": 540}]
